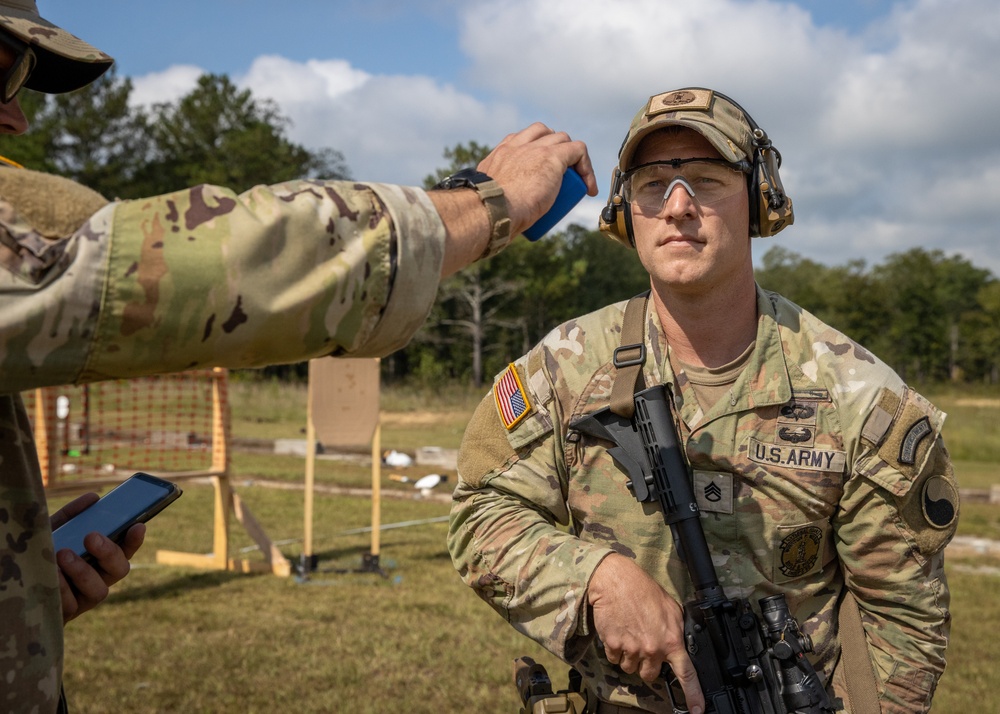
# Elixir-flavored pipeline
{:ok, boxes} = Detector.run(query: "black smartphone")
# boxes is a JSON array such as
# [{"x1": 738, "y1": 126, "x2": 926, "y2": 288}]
[{"x1": 52, "y1": 472, "x2": 182, "y2": 559}]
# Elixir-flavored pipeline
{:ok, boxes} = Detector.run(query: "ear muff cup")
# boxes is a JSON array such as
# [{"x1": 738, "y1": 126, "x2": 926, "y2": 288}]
[
  {"x1": 598, "y1": 200, "x2": 634, "y2": 247},
  {"x1": 598, "y1": 168, "x2": 635, "y2": 247},
  {"x1": 750, "y1": 142, "x2": 794, "y2": 237}
]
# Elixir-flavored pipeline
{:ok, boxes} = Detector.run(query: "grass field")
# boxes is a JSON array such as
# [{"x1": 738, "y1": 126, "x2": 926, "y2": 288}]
[{"x1": 56, "y1": 381, "x2": 1000, "y2": 712}]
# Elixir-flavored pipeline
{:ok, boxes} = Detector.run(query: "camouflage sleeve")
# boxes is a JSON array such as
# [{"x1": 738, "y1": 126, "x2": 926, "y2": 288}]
[
  {"x1": 835, "y1": 385, "x2": 958, "y2": 713},
  {"x1": 0, "y1": 179, "x2": 444, "y2": 390},
  {"x1": 448, "y1": 355, "x2": 614, "y2": 663}
]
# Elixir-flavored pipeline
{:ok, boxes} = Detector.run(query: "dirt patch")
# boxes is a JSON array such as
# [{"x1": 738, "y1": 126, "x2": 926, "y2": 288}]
[
  {"x1": 381, "y1": 410, "x2": 469, "y2": 426},
  {"x1": 954, "y1": 399, "x2": 1000, "y2": 408}
]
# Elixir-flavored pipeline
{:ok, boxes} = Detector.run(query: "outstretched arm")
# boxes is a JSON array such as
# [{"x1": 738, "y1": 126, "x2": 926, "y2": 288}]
[{"x1": 431, "y1": 123, "x2": 597, "y2": 277}]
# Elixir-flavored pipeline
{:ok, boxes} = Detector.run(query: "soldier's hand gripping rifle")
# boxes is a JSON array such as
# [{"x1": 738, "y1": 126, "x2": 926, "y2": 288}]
[{"x1": 572, "y1": 384, "x2": 837, "y2": 714}]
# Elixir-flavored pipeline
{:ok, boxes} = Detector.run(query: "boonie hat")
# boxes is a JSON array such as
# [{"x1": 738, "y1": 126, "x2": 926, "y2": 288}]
[
  {"x1": 617, "y1": 88, "x2": 753, "y2": 170},
  {"x1": 0, "y1": 0, "x2": 113, "y2": 94}
]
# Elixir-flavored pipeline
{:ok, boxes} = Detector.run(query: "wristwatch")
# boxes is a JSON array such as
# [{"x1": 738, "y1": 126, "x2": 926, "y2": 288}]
[{"x1": 432, "y1": 168, "x2": 512, "y2": 260}]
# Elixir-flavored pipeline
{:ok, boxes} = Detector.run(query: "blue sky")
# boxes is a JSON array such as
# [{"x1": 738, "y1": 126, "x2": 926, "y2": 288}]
[
  {"x1": 48, "y1": 1, "x2": 892, "y2": 77},
  {"x1": 42, "y1": 0, "x2": 1000, "y2": 275}
]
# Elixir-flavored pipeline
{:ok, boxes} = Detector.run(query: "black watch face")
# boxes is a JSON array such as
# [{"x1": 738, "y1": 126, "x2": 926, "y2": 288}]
[{"x1": 436, "y1": 168, "x2": 490, "y2": 190}]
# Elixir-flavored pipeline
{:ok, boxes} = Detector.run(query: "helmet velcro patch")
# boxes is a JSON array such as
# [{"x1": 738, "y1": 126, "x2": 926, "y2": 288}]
[
  {"x1": 876, "y1": 388, "x2": 943, "y2": 481},
  {"x1": 457, "y1": 395, "x2": 518, "y2": 490}
]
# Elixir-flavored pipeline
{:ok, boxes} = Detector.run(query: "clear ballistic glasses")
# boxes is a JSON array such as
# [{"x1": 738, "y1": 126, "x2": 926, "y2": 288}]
[
  {"x1": 0, "y1": 31, "x2": 36, "y2": 104},
  {"x1": 622, "y1": 158, "x2": 750, "y2": 214}
]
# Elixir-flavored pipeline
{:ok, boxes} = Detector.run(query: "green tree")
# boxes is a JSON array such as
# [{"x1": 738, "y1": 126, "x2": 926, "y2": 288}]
[
  {"x1": 0, "y1": 72, "x2": 347, "y2": 202},
  {"x1": 0, "y1": 73, "x2": 151, "y2": 199},
  {"x1": 0, "y1": 88, "x2": 48, "y2": 169},
  {"x1": 563, "y1": 225, "x2": 650, "y2": 316},
  {"x1": 755, "y1": 246, "x2": 832, "y2": 316},
  {"x1": 964, "y1": 281, "x2": 1000, "y2": 383},
  {"x1": 873, "y1": 249, "x2": 991, "y2": 381},
  {"x1": 141, "y1": 74, "x2": 347, "y2": 195}
]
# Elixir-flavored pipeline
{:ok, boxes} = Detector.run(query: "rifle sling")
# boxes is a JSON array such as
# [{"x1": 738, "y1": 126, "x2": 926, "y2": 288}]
[
  {"x1": 837, "y1": 590, "x2": 881, "y2": 713},
  {"x1": 609, "y1": 291, "x2": 650, "y2": 419}
]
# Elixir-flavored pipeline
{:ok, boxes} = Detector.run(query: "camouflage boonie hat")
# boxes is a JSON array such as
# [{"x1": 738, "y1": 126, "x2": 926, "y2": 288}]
[
  {"x1": 0, "y1": 0, "x2": 113, "y2": 94},
  {"x1": 617, "y1": 88, "x2": 753, "y2": 170}
]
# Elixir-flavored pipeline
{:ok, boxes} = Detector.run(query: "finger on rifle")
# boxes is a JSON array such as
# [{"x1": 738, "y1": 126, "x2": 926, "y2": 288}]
[{"x1": 665, "y1": 648, "x2": 704, "y2": 714}]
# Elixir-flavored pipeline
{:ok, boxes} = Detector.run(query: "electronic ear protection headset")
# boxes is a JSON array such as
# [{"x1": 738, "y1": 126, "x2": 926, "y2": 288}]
[{"x1": 599, "y1": 88, "x2": 794, "y2": 247}]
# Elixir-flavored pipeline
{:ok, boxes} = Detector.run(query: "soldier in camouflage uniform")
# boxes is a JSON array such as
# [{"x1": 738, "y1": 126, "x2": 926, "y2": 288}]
[
  {"x1": 449, "y1": 88, "x2": 958, "y2": 714},
  {"x1": 0, "y1": 3, "x2": 598, "y2": 712}
]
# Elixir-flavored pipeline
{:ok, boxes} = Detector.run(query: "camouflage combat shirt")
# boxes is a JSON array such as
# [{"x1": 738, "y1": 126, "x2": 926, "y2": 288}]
[
  {"x1": 449, "y1": 287, "x2": 957, "y2": 714},
  {"x1": 0, "y1": 171, "x2": 447, "y2": 713}
]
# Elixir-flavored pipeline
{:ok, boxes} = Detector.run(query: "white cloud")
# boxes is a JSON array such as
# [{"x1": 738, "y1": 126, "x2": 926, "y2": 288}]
[
  {"x1": 237, "y1": 61, "x2": 520, "y2": 185},
  {"x1": 240, "y1": 56, "x2": 371, "y2": 104},
  {"x1": 129, "y1": 65, "x2": 203, "y2": 108}
]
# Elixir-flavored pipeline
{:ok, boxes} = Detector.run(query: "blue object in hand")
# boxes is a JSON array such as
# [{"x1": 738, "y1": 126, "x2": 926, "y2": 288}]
[{"x1": 523, "y1": 168, "x2": 587, "y2": 241}]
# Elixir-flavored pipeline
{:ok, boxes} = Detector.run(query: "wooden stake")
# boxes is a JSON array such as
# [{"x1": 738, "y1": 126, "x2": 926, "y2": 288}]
[
  {"x1": 303, "y1": 380, "x2": 317, "y2": 569},
  {"x1": 371, "y1": 422, "x2": 381, "y2": 557}
]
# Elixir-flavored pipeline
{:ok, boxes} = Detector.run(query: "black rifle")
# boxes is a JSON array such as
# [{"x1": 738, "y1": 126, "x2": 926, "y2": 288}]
[{"x1": 572, "y1": 384, "x2": 837, "y2": 714}]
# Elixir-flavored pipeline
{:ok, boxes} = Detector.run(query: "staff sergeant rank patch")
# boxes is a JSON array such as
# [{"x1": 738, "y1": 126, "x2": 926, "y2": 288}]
[{"x1": 494, "y1": 363, "x2": 532, "y2": 430}]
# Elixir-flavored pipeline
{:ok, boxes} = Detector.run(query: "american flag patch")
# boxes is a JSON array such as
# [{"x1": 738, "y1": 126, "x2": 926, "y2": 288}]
[{"x1": 494, "y1": 363, "x2": 531, "y2": 430}]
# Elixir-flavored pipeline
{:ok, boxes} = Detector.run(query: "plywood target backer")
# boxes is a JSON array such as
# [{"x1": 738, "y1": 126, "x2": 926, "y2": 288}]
[{"x1": 308, "y1": 357, "x2": 380, "y2": 448}]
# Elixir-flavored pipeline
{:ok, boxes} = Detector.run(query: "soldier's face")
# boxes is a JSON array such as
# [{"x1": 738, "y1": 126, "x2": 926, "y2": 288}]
[
  {"x1": 0, "y1": 40, "x2": 28, "y2": 135},
  {"x1": 629, "y1": 128, "x2": 751, "y2": 295}
]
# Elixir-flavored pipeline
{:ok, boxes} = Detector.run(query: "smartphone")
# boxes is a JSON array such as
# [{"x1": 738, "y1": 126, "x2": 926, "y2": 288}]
[
  {"x1": 52, "y1": 472, "x2": 182, "y2": 559},
  {"x1": 523, "y1": 167, "x2": 588, "y2": 241}
]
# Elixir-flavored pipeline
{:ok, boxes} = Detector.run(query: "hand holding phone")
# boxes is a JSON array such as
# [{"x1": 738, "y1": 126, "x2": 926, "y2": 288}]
[
  {"x1": 523, "y1": 167, "x2": 588, "y2": 241},
  {"x1": 53, "y1": 472, "x2": 182, "y2": 560}
]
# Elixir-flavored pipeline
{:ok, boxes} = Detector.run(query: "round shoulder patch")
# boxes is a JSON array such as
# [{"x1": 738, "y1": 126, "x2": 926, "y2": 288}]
[{"x1": 921, "y1": 474, "x2": 958, "y2": 529}]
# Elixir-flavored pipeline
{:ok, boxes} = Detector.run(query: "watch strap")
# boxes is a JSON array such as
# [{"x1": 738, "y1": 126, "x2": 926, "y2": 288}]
[
  {"x1": 433, "y1": 169, "x2": 512, "y2": 260},
  {"x1": 471, "y1": 178, "x2": 512, "y2": 260}
]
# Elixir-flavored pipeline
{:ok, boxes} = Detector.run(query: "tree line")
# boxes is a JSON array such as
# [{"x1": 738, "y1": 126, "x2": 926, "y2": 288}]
[
  {"x1": 0, "y1": 70, "x2": 348, "y2": 199},
  {"x1": 4, "y1": 73, "x2": 997, "y2": 388}
]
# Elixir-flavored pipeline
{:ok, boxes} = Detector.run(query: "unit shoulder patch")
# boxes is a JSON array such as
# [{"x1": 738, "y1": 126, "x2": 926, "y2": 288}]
[
  {"x1": 494, "y1": 363, "x2": 532, "y2": 430},
  {"x1": 921, "y1": 473, "x2": 958, "y2": 530}
]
